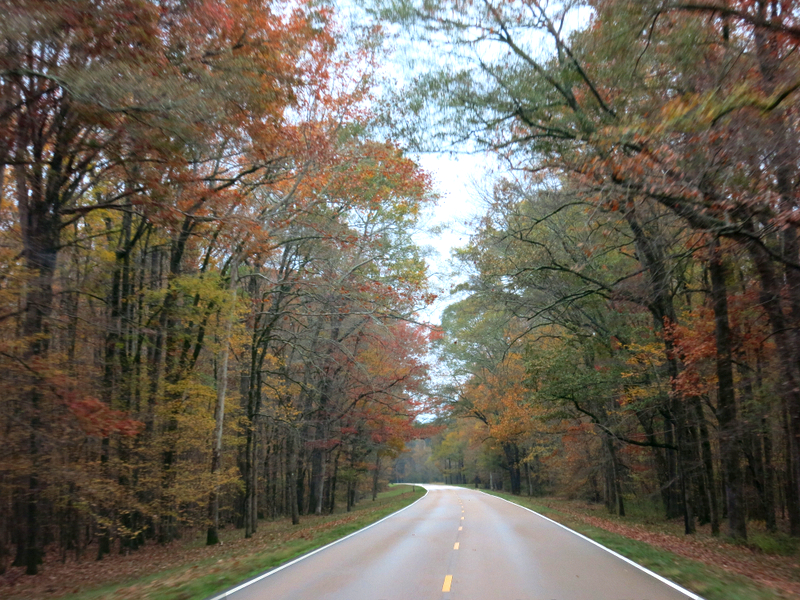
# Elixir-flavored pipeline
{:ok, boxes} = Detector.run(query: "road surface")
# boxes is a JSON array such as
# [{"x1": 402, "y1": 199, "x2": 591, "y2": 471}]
[{"x1": 213, "y1": 484, "x2": 702, "y2": 600}]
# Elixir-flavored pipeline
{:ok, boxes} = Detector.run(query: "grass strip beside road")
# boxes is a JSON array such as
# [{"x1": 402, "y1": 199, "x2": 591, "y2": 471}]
[
  {"x1": 483, "y1": 490, "x2": 790, "y2": 600},
  {"x1": 52, "y1": 485, "x2": 425, "y2": 600}
]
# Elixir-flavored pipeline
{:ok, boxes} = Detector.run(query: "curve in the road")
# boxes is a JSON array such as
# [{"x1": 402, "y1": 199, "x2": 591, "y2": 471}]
[{"x1": 209, "y1": 484, "x2": 705, "y2": 600}]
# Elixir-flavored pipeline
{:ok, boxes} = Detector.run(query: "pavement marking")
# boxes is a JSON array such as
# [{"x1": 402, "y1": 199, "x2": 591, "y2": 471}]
[
  {"x1": 208, "y1": 488, "x2": 430, "y2": 599},
  {"x1": 454, "y1": 542, "x2": 460, "y2": 550},
  {"x1": 442, "y1": 575, "x2": 453, "y2": 592},
  {"x1": 458, "y1": 526, "x2": 462, "y2": 531},
  {"x1": 486, "y1": 492, "x2": 705, "y2": 600},
  {"x1": 460, "y1": 516, "x2": 464, "y2": 520}
]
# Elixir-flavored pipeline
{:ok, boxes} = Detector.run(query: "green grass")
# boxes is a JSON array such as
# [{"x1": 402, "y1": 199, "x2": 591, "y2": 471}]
[
  {"x1": 483, "y1": 491, "x2": 791, "y2": 600},
  {"x1": 747, "y1": 531, "x2": 800, "y2": 557},
  {"x1": 373, "y1": 483, "x2": 423, "y2": 499},
  {"x1": 53, "y1": 485, "x2": 425, "y2": 600}
]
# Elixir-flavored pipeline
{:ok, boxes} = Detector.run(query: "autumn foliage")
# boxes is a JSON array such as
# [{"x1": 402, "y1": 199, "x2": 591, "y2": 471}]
[
  {"x1": 401, "y1": 0, "x2": 800, "y2": 543},
  {"x1": 0, "y1": 0, "x2": 436, "y2": 578}
]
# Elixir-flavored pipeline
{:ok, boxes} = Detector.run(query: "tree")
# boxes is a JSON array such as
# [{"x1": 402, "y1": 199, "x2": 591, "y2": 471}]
[
  {"x1": 0, "y1": 0, "x2": 440, "y2": 573},
  {"x1": 376, "y1": 0, "x2": 800, "y2": 539}
]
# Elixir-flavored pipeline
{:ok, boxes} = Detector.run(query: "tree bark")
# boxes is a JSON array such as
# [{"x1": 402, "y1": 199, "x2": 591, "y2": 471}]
[
  {"x1": 690, "y1": 395, "x2": 719, "y2": 535},
  {"x1": 287, "y1": 429, "x2": 300, "y2": 525},
  {"x1": 372, "y1": 454, "x2": 382, "y2": 501},
  {"x1": 17, "y1": 153, "x2": 61, "y2": 574},
  {"x1": 749, "y1": 244, "x2": 800, "y2": 535},
  {"x1": 626, "y1": 209, "x2": 694, "y2": 531},
  {"x1": 709, "y1": 243, "x2": 747, "y2": 540},
  {"x1": 208, "y1": 259, "x2": 238, "y2": 545}
]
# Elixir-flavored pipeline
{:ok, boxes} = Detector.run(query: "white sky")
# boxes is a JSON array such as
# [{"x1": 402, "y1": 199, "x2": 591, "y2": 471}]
[
  {"x1": 357, "y1": 2, "x2": 593, "y2": 325},
  {"x1": 412, "y1": 152, "x2": 494, "y2": 324}
]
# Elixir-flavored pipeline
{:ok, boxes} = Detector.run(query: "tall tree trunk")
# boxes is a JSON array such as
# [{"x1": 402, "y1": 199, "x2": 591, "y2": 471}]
[
  {"x1": 329, "y1": 451, "x2": 340, "y2": 514},
  {"x1": 626, "y1": 209, "x2": 694, "y2": 531},
  {"x1": 662, "y1": 416, "x2": 681, "y2": 519},
  {"x1": 673, "y1": 401, "x2": 695, "y2": 534},
  {"x1": 287, "y1": 429, "x2": 300, "y2": 525},
  {"x1": 709, "y1": 243, "x2": 747, "y2": 540},
  {"x1": 762, "y1": 417, "x2": 777, "y2": 532},
  {"x1": 208, "y1": 260, "x2": 238, "y2": 545},
  {"x1": 638, "y1": 410, "x2": 675, "y2": 517},
  {"x1": 749, "y1": 245, "x2": 800, "y2": 535},
  {"x1": 502, "y1": 443, "x2": 522, "y2": 495},
  {"x1": 315, "y1": 449, "x2": 327, "y2": 515},
  {"x1": 244, "y1": 420, "x2": 258, "y2": 537},
  {"x1": 17, "y1": 160, "x2": 61, "y2": 574},
  {"x1": 244, "y1": 341, "x2": 268, "y2": 537},
  {"x1": 525, "y1": 460, "x2": 533, "y2": 497},
  {"x1": 753, "y1": 10, "x2": 800, "y2": 536},
  {"x1": 603, "y1": 436, "x2": 625, "y2": 516},
  {"x1": 372, "y1": 454, "x2": 382, "y2": 501},
  {"x1": 347, "y1": 454, "x2": 358, "y2": 511},
  {"x1": 782, "y1": 226, "x2": 800, "y2": 536},
  {"x1": 372, "y1": 450, "x2": 381, "y2": 502},
  {"x1": 310, "y1": 415, "x2": 327, "y2": 515},
  {"x1": 690, "y1": 395, "x2": 719, "y2": 535}
]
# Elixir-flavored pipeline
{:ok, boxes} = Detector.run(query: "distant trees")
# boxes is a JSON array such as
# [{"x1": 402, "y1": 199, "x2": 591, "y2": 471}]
[{"x1": 0, "y1": 0, "x2": 435, "y2": 576}]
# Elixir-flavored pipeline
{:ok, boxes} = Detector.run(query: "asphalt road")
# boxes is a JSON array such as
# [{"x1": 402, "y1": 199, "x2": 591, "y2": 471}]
[{"x1": 213, "y1": 484, "x2": 702, "y2": 600}]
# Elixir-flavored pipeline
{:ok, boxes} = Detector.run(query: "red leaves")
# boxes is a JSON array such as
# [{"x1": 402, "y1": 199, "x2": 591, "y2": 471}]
[
  {"x1": 67, "y1": 398, "x2": 143, "y2": 438},
  {"x1": 663, "y1": 278, "x2": 772, "y2": 399}
]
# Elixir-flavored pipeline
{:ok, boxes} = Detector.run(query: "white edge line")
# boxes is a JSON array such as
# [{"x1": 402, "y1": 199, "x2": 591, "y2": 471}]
[
  {"x1": 482, "y1": 491, "x2": 705, "y2": 600},
  {"x1": 208, "y1": 487, "x2": 429, "y2": 600}
]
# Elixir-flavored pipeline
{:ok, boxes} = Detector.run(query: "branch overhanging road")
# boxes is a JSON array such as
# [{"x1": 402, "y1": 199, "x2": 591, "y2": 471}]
[{"x1": 211, "y1": 484, "x2": 703, "y2": 600}]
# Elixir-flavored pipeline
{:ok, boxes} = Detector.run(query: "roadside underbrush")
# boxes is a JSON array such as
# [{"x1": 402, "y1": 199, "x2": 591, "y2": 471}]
[
  {"x1": 485, "y1": 491, "x2": 800, "y2": 600},
  {"x1": 0, "y1": 485, "x2": 425, "y2": 600}
]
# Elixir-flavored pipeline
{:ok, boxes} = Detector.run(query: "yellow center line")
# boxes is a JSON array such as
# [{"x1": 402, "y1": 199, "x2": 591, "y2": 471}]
[
  {"x1": 458, "y1": 526, "x2": 462, "y2": 531},
  {"x1": 454, "y1": 542, "x2": 459, "y2": 550},
  {"x1": 442, "y1": 575, "x2": 453, "y2": 592},
  {"x1": 461, "y1": 516, "x2": 464, "y2": 520}
]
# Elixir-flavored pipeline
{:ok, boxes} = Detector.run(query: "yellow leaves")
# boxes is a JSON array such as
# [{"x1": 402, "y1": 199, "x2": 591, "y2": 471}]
[
  {"x1": 653, "y1": 76, "x2": 800, "y2": 138},
  {"x1": 616, "y1": 340, "x2": 667, "y2": 407},
  {"x1": 656, "y1": 93, "x2": 705, "y2": 133},
  {"x1": 619, "y1": 385, "x2": 652, "y2": 405},
  {"x1": 273, "y1": 401, "x2": 302, "y2": 423},
  {"x1": 623, "y1": 340, "x2": 665, "y2": 369}
]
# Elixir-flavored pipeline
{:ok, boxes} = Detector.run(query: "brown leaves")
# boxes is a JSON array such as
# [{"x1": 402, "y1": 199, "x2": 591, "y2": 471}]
[{"x1": 67, "y1": 398, "x2": 143, "y2": 438}]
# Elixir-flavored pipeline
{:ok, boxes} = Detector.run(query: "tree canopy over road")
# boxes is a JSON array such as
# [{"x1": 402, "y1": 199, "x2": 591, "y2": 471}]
[
  {"x1": 383, "y1": 0, "x2": 800, "y2": 544},
  {"x1": 3, "y1": 0, "x2": 800, "y2": 586}
]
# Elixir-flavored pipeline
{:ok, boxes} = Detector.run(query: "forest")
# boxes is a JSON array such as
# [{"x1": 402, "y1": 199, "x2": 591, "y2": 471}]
[
  {"x1": 3, "y1": 0, "x2": 800, "y2": 586},
  {"x1": 0, "y1": 0, "x2": 437, "y2": 577},
  {"x1": 405, "y1": 0, "x2": 800, "y2": 545}
]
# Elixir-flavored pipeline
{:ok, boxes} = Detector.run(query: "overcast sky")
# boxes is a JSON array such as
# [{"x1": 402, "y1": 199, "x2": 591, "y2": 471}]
[{"x1": 411, "y1": 152, "x2": 494, "y2": 324}]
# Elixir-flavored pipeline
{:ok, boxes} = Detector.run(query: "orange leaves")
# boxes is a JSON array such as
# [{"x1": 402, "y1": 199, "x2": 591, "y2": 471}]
[
  {"x1": 663, "y1": 277, "x2": 772, "y2": 400},
  {"x1": 459, "y1": 349, "x2": 539, "y2": 444},
  {"x1": 664, "y1": 311, "x2": 717, "y2": 397},
  {"x1": 67, "y1": 398, "x2": 144, "y2": 438}
]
